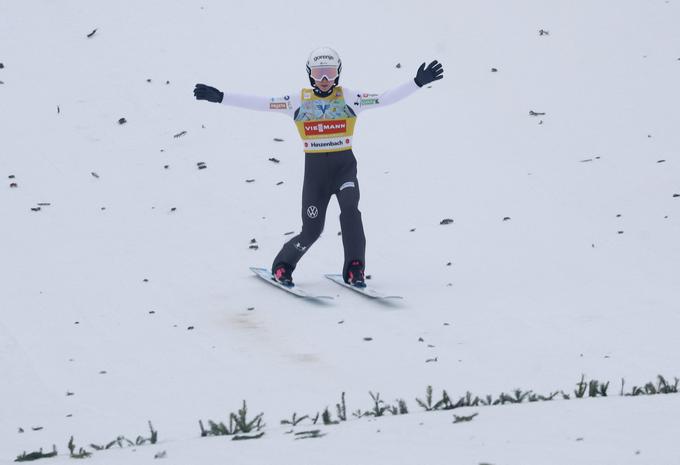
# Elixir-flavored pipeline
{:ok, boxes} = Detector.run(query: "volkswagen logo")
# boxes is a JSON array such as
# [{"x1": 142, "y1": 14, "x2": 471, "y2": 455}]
[{"x1": 307, "y1": 205, "x2": 319, "y2": 219}]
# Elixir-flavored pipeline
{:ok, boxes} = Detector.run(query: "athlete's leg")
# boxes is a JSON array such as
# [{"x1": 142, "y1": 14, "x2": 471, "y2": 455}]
[
  {"x1": 334, "y1": 154, "x2": 366, "y2": 280},
  {"x1": 272, "y1": 156, "x2": 331, "y2": 273}
]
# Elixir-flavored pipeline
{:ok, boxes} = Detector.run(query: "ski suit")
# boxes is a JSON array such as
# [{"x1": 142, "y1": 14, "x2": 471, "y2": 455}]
[{"x1": 220, "y1": 80, "x2": 421, "y2": 278}]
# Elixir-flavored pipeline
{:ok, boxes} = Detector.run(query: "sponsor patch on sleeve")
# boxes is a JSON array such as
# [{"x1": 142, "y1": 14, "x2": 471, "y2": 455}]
[
  {"x1": 269, "y1": 100, "x2": 290, "y2": 110},
  {"x1": 359, "y1": 93, "x2": 380, "y2": 106}
]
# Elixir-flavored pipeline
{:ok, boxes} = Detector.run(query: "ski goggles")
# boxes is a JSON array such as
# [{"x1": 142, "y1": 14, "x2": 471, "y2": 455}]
[{"x1": 309, "y1": 66, "x2": 339, "y2": 82}]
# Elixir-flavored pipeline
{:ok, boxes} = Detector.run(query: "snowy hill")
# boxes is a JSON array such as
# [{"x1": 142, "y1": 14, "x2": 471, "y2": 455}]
[{"x1": 1, "y1": 1, "x2": 679, "y2": 464}]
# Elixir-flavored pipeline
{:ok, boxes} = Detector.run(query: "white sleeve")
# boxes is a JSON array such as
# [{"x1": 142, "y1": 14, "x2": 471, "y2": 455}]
[
  {"x1": 345, "y1": 80, "x2": 420, "y2": 115},
  {"x1": 221, "y1": 92, "x2": 299, "y2": 118}
]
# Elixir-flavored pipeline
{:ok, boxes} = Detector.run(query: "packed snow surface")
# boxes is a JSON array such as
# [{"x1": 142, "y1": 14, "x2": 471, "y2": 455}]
[{"x1": 1, "y1": 0, "x2": 679, "y2": 464}]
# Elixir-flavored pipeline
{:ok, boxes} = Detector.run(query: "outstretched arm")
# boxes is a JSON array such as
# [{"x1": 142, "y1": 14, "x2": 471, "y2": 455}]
[
  {"x1": 347, "y1": 60, "x2": 444, "y2": 114},
  {"x1": 193, "y1": 84, "x2": 298, "y2": 116}
]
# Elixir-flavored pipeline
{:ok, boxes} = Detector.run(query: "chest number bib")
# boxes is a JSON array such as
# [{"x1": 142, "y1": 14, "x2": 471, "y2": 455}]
[{"x1": 294, "y1": 87, "x2": 357, "y2": 153}]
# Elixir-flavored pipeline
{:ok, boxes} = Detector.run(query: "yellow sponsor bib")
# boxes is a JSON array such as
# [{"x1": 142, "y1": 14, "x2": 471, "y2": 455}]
[{"x1": 294, "y1": 87, "x2": 357, "y2": 153}]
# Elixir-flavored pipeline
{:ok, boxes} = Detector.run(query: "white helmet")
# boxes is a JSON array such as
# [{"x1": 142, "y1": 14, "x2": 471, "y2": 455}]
[{"x1": 306, "y1": 47, "x2": 342, "y2": 88}]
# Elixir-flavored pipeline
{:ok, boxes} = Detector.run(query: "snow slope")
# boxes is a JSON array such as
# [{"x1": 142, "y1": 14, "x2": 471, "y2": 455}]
[{"x1": 1, "y1": 0, "x2": 679, "y2": 463}]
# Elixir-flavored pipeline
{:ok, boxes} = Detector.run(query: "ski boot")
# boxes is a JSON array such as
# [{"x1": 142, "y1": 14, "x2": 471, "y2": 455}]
[
  {"x1": 272, "y1": 263, "x2": 294, "y2": 287},
  {"x1": 345, "y1": 260, "x2": 366, "y2": 288}
]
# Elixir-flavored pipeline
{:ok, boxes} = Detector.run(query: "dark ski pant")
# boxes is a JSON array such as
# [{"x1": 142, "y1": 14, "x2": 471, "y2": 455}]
[{"x1": 272, "y1": 149, "x2": 366, "y2": 280}]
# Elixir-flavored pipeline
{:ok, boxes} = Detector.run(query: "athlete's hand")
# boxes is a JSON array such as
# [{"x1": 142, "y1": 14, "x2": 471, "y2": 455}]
[
  {"x1": 414, "y1": 60, "x2": 444, "y2": 87},
  {"x1": 194, "y1": 83, "x2": 224, "y2": 103}
]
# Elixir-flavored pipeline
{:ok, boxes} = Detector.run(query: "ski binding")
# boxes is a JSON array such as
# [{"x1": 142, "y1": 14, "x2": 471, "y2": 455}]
[
  {"x1": 250, "y1": 267, "x2": 333, "y2": 299},
  {"x1": 324, "y1": 274, "x2": 403, "y2": 299}
]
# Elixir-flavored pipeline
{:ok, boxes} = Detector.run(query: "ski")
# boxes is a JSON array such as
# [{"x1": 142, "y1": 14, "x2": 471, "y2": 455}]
[
  {"x1": 250, "y1": 267, "x2": 334, "y2": 299},
  {"x1": 324, "y1": 274, "x2": 403, "y2": 300}
]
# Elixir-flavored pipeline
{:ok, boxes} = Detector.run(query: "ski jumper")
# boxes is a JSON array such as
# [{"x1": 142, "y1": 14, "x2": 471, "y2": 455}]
[{"x1": 220, "y1": 80, "x2": 420, "y2": 278}]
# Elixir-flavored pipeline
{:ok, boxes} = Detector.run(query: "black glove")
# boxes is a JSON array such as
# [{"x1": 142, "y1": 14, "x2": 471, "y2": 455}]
[
  {"x1": 414, "y1": 60, "x2": 444, "y2": 87},
  {"x1": 194, "y1": 83, "x2": 224, "y2": 103}
]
